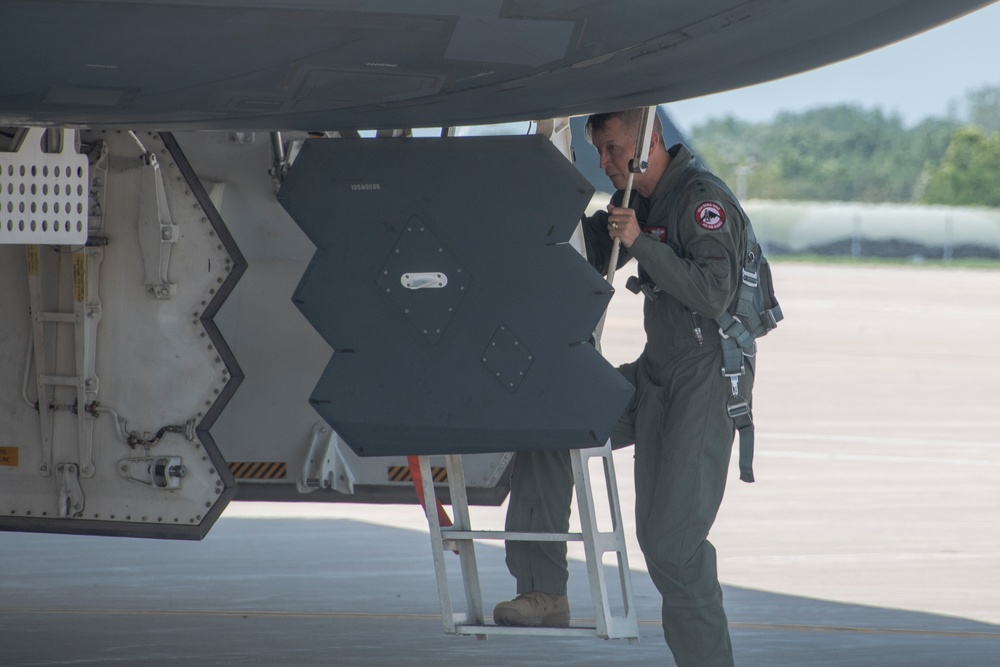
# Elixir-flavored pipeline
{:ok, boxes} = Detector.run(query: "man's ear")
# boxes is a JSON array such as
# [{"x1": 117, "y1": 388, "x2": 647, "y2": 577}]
[{"x1": 649, "y1": 131, "x2": 661, "y2": 152}]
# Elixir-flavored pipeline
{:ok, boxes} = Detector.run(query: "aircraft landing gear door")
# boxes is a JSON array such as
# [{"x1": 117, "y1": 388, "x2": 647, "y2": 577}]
[{"x1": 0, "y1": 129, "x2": 242, "y2": 539}]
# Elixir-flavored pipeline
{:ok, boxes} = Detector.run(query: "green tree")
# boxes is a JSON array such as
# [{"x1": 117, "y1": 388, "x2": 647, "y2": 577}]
[
  {"x1": 966, "y1": 85, "x2": 1000, "y2": 133},
  {"x1": 922, "y1": 126, "x2": 1000, "y2": 207},
  {"x1": 689, "y1": 104, "x2": 955, "y2": 202},
  {"x1": 684, "y1": 91, "x2": 1000, "y2": 205}
]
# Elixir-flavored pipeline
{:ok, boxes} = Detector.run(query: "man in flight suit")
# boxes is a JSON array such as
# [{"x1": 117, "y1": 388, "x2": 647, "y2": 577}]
[{"x1": 493, "y1": 109, "x2": 752, "y2": 667}]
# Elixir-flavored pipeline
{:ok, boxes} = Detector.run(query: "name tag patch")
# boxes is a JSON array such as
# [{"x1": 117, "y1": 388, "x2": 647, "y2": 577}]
[{"x1": 644, "y1": 226, "x2": 666, "y2": 242}]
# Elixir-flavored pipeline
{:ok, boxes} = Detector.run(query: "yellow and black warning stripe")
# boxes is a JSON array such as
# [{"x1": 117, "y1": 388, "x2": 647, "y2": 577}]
[
  {"x1": 229, "y1": 461, "x2": 288, "y2": 480},
  {"x1": 387, "y1": 466, "x2": 448, "y2": 483}
]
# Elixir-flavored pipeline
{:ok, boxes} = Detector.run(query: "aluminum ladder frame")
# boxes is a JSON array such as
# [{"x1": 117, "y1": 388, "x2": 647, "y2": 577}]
[{"x1": 418, "y1": 441, "x2": 639, "y2": 641}]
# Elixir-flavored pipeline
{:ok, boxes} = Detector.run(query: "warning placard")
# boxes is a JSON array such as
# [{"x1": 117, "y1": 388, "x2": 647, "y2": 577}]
[
  {"x1": 25, "y1": 245, "x2": 39, "y2": 275},
  {"x1": 72, "y1": 254, "x2": 87, "y2": 302},
  {"x1": 0, "y1": 447, "x2": 18, "y2": 466}
]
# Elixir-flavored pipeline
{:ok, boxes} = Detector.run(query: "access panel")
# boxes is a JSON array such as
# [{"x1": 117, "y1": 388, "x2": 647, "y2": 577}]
[{"x1": 278, "y1": 136, "x2": 633, "y2": 457}]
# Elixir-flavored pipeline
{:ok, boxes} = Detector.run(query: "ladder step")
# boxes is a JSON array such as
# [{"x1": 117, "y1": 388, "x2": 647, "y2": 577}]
[
  {"x1": 37, "y1": 312, "x2": 77, "y2": 323},
  {"x1": 40, "y1": 375, "x2": 79, "y2": 387},
  {"x1": 453, "y1": 624, "x2": 605, "y2": 638},
  {"x1": 440, "y1": 529, "x2": 584, "y2": 542}
]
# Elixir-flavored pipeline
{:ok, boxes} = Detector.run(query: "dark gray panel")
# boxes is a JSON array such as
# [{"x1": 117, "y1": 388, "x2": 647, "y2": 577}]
[
  {"x1": 444, "y1": 16, "x2": 575, "y2": 66},
  {"x1": 278, "y1": 135, "x2": 634, "y2": 457},
  {"x1": 0, "y1": 1, "x2": 992, "y2": 130}
]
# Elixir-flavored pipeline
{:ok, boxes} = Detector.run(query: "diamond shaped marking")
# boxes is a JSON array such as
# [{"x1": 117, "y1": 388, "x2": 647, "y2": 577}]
[
  {"x1": 376, "y1": 215, "x2": 469, "y2": 345},
  {"x1": 481, "y1": 325, "x2": 533, "y2": 393}
]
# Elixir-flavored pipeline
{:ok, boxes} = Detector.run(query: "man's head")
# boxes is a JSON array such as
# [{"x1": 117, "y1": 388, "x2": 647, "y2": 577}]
[{"x1": 585, "y1": 109, "x2": 667, "y2": 197}]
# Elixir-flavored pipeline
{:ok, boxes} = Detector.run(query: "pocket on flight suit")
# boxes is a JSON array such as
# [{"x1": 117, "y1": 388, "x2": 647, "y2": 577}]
[
  {"x1": 628, "y1": 361, "x2": 672, "y2": 515},
  {"x1": 610, "y1": 361, "x2": 639, "y2": 449}
]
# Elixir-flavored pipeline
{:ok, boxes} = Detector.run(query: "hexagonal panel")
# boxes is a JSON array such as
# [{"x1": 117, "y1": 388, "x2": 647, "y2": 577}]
[{"x1": 278, "y1": 135, "x2": 634, "y2": 457}]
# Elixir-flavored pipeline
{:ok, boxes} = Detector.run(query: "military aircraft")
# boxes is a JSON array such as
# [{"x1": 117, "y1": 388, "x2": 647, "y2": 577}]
[{"x1": 1, "y1": 0, "x2": 995, "y2": 541}]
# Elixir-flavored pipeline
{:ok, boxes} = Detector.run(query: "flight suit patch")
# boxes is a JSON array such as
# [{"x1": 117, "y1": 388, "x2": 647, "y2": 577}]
[
  {"x1": 644, "y1": 226, "x2": 667, "y2": 242},
  {"x1": 695, "y1": 202, "x2": 726, "y2": 230}
]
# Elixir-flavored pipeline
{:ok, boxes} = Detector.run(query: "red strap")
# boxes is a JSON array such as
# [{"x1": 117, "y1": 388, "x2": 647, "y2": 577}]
[{"x1": 407, "y1": 456, "x2": 453, "y2": 527}]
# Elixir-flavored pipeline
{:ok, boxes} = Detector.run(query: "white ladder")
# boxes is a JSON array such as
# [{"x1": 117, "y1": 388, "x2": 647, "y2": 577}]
[
  {"x1": 24, "y1": 243, "x2": 103, "y2": 485},
  {"x1": 417, "y1": 442, "x2": 639, "y2": 641}
]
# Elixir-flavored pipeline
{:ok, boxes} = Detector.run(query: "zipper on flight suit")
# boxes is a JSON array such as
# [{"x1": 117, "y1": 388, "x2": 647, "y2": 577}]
[{"x1": 688, "y1": 309, "x2": 704, "y2": 347}]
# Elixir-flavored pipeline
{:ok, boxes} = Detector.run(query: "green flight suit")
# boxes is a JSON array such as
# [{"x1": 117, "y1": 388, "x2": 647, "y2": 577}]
[{"x1": 504, "y1": 145, "x2": 751, "y2": 667}]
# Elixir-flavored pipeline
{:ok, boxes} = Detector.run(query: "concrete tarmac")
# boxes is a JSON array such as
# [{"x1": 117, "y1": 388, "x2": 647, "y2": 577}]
[{"x1": 2, "y1": 261, "x2": 1000, "y2": 666}]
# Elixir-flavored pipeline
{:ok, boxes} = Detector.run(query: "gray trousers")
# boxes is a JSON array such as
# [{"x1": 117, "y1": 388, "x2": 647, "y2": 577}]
[{"x1": 504, "y1": 348, "x2": 745, "y2": 667}]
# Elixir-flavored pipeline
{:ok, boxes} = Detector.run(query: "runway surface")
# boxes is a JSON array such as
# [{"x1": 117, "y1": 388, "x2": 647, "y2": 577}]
[{"x1": 2, "y1": 261, "x2": 1000, "y2": 666}]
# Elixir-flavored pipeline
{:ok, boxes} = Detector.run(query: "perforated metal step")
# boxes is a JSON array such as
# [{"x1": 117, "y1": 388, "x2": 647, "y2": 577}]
[{"x1": 1, "y1": 128, "x2": 89, "y2": 245}]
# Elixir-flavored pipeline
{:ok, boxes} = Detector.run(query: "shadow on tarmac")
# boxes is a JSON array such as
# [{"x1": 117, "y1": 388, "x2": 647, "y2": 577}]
[{"x1": 1, "y1": 517, "x2": 997, "y2": 666}]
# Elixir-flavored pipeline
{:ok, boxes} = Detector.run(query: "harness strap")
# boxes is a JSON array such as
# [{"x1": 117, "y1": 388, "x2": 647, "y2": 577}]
[
  {"x1": 717, "y1": 313, "x2": 756, "y2": 357},
  {"x1": 721, "y1": 335, "x2": 754, "y2": 483},
  {"x1": 648, "y1": 158, "x2": 772, "y2": 484},
  {"x1": 733, "y1": 410, "x2": 755, "y2": 483}
]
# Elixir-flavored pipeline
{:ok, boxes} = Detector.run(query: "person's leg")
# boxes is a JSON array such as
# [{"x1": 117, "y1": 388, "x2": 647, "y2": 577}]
[
  {"x1": 495, "y1": 449, "x2": 573, "y2": 627},
  {"x1": 633, "y1": 352, "x2": 736, "y2": 667},
  {"x1": 503, "y1": 449, "x2": 574, "y2": 595}
]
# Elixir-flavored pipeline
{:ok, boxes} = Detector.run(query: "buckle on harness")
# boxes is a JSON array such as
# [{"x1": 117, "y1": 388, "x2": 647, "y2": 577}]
[
  {"x1": 727, "y1": 396, "x2": 751, "y2": 420},
  {"x1": 718, "y1": 316, "x2": 743, "y2": 341},
  {"x1": 762, "y1": 308, "x2": 778, "y2": 331},
  {"x1": 741, "y1": 267, "x2": 759, "y2": 288},
  {"x1": 722, "y1": 365, "x2": 744, "y2": 379}
]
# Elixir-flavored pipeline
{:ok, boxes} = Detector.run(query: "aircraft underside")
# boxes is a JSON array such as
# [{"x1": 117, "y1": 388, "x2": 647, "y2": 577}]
[
  {"x1": 0, "y1": 1, "x2": 994, "y2": 131},
  {"x1": 0, "y1": 124, "x2": 634, "y2": 539},
  {"x1": 1, "y1": 0, "x2": 996, "y2": 540}
]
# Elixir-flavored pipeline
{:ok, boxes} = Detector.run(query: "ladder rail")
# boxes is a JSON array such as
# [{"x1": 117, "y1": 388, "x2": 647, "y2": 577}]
[
  {"x1": 26, "y1": 258, "x2": 55, "y2": 476},
  {"x1": 444, "y1": 453, "x2": 486, "y2": 629},
  {"x1": 418, "y1": 455, "x2": 458, "y2": 633},
  {"x1": 600, "y1": 446, "x2": 637, "y2": 631},
  {"x1": 571, "y1": 445, "x2": 639, "y2": 640}
]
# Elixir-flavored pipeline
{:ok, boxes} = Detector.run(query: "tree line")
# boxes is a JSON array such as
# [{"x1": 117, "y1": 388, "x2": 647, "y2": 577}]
[{"x1": 687, "y1": 85, "x2": 1000, "y2": 207}]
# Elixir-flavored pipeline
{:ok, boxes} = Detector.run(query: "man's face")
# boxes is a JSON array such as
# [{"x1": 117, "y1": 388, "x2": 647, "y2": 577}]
[{"x1": 591, "y1": 117, "x2": 635, "y2": 192}]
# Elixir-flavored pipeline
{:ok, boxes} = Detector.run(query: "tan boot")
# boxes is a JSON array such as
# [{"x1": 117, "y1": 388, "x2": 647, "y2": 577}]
[{"x1": 493, "y1": 592, "x2": 570, "y2": 627}]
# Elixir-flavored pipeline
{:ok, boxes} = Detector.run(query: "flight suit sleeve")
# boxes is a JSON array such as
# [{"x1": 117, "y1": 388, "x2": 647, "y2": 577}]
[{"x1": 627, "y1": 179, "x2": 743, "y2": 318}]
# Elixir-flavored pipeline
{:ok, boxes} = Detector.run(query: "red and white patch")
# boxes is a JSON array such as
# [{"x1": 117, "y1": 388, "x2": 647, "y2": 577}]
[
  {"x1": 695, "y1": 202, "x2": 726, "y2": 230},
  {"x1": 644, "y1": 226, "x2": 667, "y2": 242}
]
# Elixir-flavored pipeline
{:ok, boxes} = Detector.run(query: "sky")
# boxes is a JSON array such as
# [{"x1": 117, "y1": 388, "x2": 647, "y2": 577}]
[{"x1": 666, "y1": 2, "x2": 1000, "y2": 133}]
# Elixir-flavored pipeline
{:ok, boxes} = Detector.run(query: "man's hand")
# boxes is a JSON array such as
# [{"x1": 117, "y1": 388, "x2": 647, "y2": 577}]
[{"x1": 607, "y1": 204, "x2": 640, "y2": 248}]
